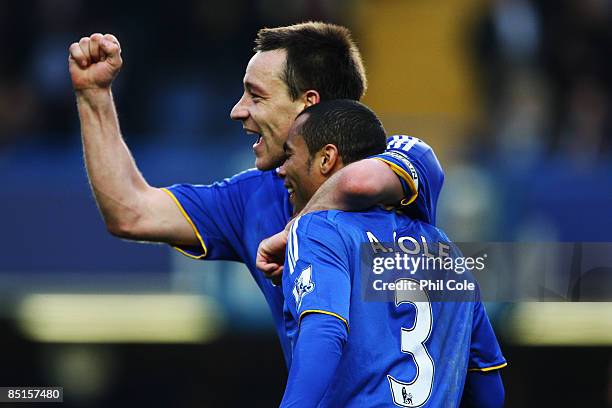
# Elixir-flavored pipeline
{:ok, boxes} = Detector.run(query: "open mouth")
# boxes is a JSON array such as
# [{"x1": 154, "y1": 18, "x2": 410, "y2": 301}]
[
  {"x1": 245, "y1": 129, "x2": 263, "y2": 149},
  {"x1": 285, "y1": 184, "x2": 295, "y2": 202},
  {"x1": 254, "y1": 135, "x2": 262, "y2": 149}
]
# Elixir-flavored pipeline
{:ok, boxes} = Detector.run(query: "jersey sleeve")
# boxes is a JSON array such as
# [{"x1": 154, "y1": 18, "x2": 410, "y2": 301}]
[
  {"x1": 284, "y1": 213, "x2": 351, "y2": 329},
  {"x1": 469, "y1": 301, "x2": 507, "y2": 372},
  {"x1": 370, "y1": 136, "x2": 421, "y2": 206},
  {"x1": 162, "y1": 169, "x2": 267, "y2": 261},
  {"x1": 460, "y1": 370, "x2": 505, "y2": 408},
  {"x1": 280, "y1": 313, "x2": 347, "y2": 407}
]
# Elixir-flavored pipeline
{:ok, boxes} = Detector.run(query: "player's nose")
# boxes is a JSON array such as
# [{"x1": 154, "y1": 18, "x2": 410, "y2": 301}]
[{"x1": 230, "y1": 94, "x2": 249, "y2": 121}]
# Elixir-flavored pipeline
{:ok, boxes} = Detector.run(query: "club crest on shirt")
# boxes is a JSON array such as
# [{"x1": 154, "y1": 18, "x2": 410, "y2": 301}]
[{"x1": 293, "y1": 264, "x2": 314, "y2": 310}]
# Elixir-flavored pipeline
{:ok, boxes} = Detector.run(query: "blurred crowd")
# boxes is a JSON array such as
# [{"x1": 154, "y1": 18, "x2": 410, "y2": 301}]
[
  {"x1": 0, "y1": 0, "x2": 352, "y2": 146},
  {"x1": 1, "y1": 0, "x2": 610, "y2": 158},
  {"x1": 472, "y1": 0, "x2": 611, "y2": 166}
]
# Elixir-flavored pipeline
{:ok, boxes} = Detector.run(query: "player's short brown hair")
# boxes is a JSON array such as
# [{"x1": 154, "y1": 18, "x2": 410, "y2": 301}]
[{"x1": 254, "y1": 22, "x2": 367, "y2": 102}]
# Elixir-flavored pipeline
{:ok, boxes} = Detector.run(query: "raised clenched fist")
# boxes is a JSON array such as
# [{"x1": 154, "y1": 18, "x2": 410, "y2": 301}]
[{"x1": 69, "y1": 33, "x2": 123, "y2": 91}]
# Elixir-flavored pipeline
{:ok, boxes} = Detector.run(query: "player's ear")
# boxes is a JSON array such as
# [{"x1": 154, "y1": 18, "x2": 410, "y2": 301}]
[
  {"x1": 303, "y1": 90, "x2": 320, "y2": 107},
  {"x1": 319, "y1": 144, "x2": 341, "y2": 175}
]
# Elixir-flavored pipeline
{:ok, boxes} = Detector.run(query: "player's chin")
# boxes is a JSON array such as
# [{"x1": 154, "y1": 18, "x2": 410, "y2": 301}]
[
  {"x1": 255, "y1": 152, "x2": 285, "y2": 171},
  {"x1": 254, "y1": 156, "x2": 275, "y2": 171}
]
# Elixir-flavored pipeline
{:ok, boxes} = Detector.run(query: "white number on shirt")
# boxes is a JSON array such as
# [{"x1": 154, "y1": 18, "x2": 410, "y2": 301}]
[{"x1": 387, "y1": 278, "x2": 434, "y2": 407}]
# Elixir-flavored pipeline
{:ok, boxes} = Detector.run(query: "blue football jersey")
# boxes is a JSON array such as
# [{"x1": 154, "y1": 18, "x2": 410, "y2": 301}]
[
  {"x1": 161, "y1": 137, "x2": 443, "y2": 367},
  {"x1": 164, "y1": 169, "x2": 294, "y2": 364},
  {"x1": 283, "y1": 208, "x2": 506, "y2": 407},
  {"x1": 372, "y1": 135, "x2": 444, "y2": 225}
]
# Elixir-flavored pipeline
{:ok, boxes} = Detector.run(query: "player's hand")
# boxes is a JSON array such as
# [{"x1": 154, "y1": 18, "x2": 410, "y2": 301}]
[
  {"x1": 256, "y1": 229, "x2": 289, "y2": 286},
  {"x1": 69, "y1": 33, "x2": 123, "y2": 91}
]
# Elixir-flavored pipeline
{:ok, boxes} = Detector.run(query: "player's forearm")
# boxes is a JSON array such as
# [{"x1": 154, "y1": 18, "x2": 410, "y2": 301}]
[
  {"x1": 77, "y1": 89, "x2": 151, "y2": 235},
  {"x1": 299, "y1": 159, "x2": 403, "y2": 216}
]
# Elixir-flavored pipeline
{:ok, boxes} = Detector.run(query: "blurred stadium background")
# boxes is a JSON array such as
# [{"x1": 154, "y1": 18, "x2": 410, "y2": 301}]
[{"x1": 1, "y1": 0, "x2": 611, "y2": 406}]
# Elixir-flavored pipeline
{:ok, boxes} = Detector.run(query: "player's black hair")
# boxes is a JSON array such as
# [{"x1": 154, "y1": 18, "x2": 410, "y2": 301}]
[
  {"x1": 254, "y1": 21, "x2": 367, "y2": 101},
  {"x1": 295, "y1": 99, "x2": 386, "y2": 165}
]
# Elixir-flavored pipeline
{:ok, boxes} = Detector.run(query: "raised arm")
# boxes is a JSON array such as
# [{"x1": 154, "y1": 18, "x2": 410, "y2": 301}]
[{"x1": 69, "y1": 33, "x2": 196, "y2": 245}]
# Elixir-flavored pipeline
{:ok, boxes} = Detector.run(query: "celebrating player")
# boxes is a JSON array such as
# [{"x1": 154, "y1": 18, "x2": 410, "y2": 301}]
[
  {"x1": 278, "y1": 100, "x2": 506, "y2": 407},
  {"x1": 69, "y1": 22, "x2": 435, "y2": 367}
]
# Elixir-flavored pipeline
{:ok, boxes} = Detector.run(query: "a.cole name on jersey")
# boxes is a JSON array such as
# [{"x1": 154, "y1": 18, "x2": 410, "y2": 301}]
[{"x1": 365, "y1": 231, "x2": 451, "y2": 258}]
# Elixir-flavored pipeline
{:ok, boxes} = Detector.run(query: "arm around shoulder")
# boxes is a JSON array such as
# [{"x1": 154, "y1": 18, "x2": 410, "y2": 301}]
[{"x1": 301, "y1": 158, "x2": 403, "y2": 214}]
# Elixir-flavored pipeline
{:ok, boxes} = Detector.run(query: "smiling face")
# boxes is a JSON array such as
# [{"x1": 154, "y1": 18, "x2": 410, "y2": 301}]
[
  {"x1": 230, "y1": 50, "x2": 307, "y2": 170},
  {"x1": 278, "y1": 114, "x2": 327, "y2": 214}
]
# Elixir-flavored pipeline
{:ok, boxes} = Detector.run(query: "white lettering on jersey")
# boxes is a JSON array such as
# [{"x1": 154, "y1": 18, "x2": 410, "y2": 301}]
[{"x1": 367, "y1": 231, "x2": 393, "y2": 253}]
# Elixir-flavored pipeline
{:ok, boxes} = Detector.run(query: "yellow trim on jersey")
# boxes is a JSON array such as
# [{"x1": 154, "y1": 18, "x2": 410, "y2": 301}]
[
  {"x1": 468, "y1": 362, "x2": 508, "y2": 372},
  {"x1": 299, "y1": 309, "x2": 349, "y2": 332},
  {"x1": 160, "y1": 188, "x2": 208, "y2": 259},
  {"x1": 373, "y1": 158, "x2": 418, "y2": 206}
]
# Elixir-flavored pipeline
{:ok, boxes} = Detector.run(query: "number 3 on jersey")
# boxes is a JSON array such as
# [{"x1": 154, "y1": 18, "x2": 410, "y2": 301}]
[{"x1": 387, "y1": 278, "x2": 434, "y2": 407}]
